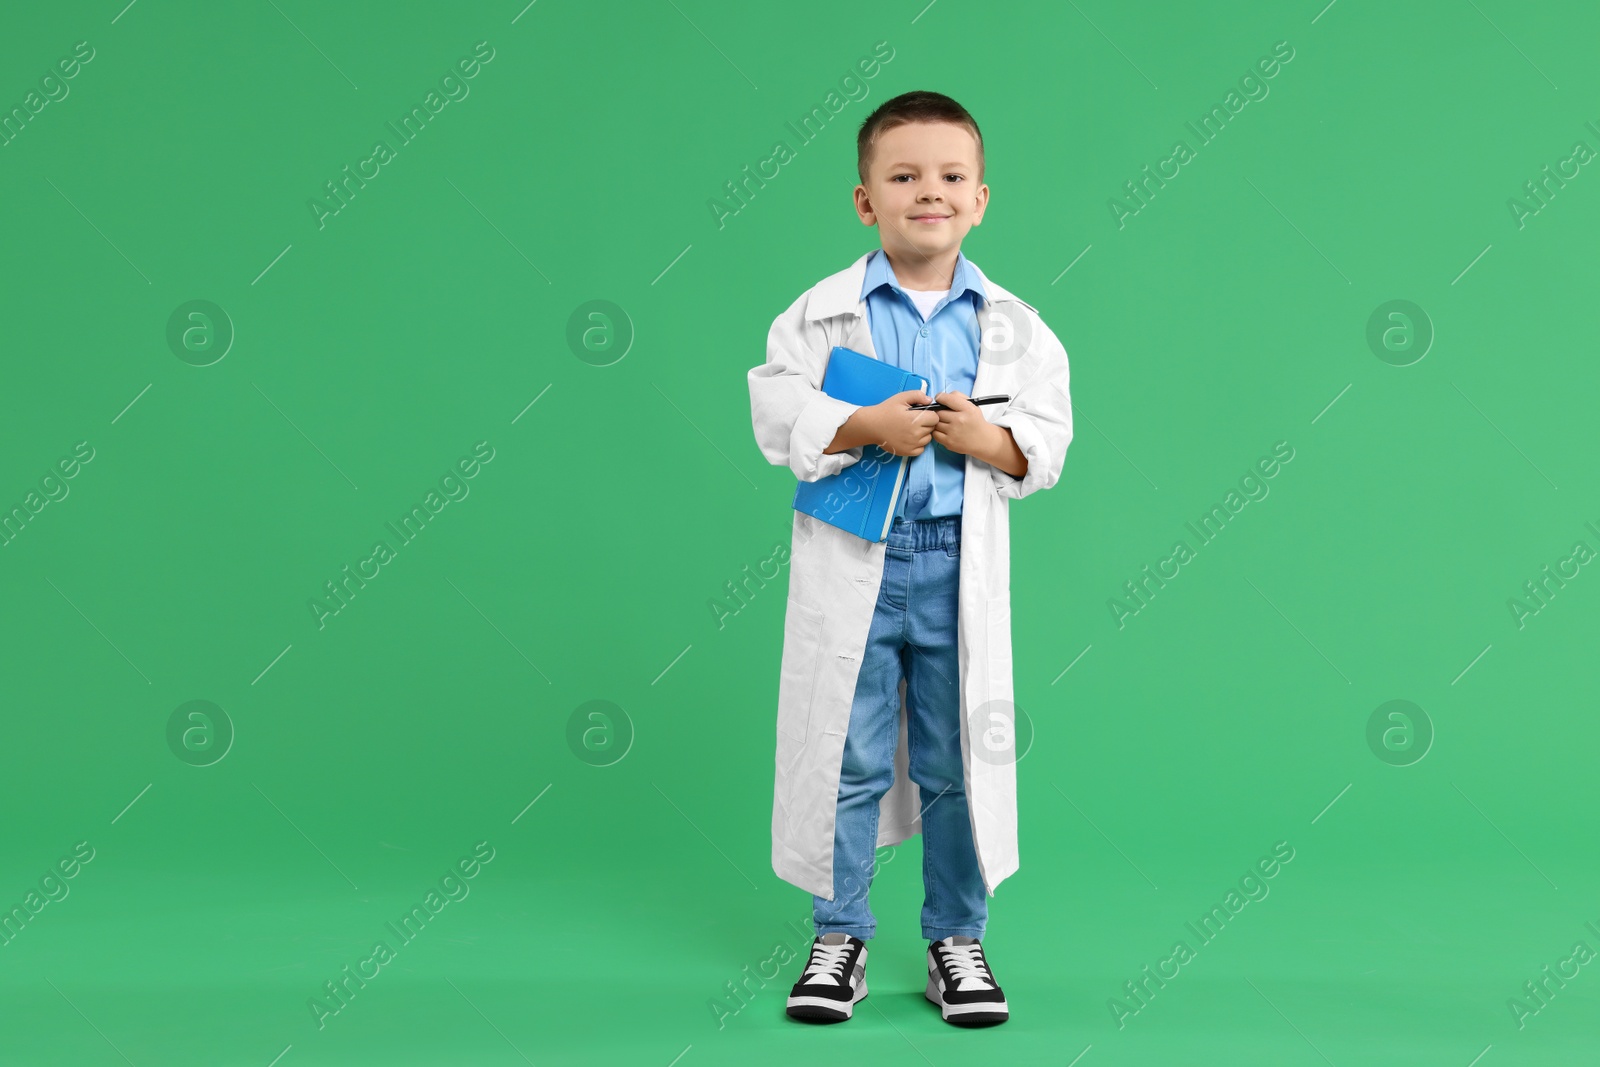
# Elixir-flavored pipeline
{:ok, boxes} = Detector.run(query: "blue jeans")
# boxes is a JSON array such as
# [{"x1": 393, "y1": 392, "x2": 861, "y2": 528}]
[{"x1": 812, "y1": 514, "x2": 988, "y2": 942}]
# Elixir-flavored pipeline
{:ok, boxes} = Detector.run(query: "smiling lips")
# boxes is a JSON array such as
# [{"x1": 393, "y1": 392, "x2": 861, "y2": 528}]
[{"x1": 912, "y1": 214, "x2": 951, "y2": 224}]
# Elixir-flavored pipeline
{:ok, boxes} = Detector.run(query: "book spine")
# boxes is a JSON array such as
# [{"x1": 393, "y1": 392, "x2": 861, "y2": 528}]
[{"x1": 882, "y1": 454, "x2": 909, "y2": 540}]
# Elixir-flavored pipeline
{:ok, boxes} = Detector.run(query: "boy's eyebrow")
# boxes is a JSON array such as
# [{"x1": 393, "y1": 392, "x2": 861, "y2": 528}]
[{"x1": 884, "y1": 161, "x2": 972, "y2": 170}]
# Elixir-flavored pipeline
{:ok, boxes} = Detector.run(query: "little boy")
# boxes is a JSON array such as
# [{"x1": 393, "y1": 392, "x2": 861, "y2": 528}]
[{"x1": 747, "y1": 91, "x2": 1073, "y2": 1027}]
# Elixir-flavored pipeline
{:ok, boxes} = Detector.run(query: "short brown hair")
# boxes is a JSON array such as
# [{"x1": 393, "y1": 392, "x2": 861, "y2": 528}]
[{"x1": 856, "y1": 91, "x2": 984, "y2": 186}]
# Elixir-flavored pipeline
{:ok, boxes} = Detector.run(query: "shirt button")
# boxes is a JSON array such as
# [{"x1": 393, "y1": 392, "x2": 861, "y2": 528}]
[{"x1": 920, "y1": 327, "x2": 929, "y2": 337}]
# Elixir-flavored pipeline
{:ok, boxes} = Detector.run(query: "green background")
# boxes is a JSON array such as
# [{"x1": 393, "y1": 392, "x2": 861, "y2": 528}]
[{"x1": 2, "y1": 0, "x2": 1597, "y2": 1063}]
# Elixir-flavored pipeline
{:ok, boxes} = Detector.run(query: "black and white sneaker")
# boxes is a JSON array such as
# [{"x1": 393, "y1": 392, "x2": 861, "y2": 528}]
[
  {"x1": 785, "y1": 932, "x2": 868, "y2": 1022},
  {"x1": 925, "y1": 935, "x2": 1008, "y2": 1026}
]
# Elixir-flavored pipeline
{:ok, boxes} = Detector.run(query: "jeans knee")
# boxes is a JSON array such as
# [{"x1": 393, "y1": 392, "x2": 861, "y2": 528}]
[
  {"x1": 840, "y1": 757, "x2": 896, "y2": 800},
  {"x1": 909, "y1": 760, "x2": 964, "y2": 800}
]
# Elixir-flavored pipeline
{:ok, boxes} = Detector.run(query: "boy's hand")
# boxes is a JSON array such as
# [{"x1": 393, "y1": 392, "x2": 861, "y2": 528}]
[
  {"x1": 932, "y1": 391, "x2": 1029, "y2": 477},
  {"x1": 929, "y1": 392, "x2": 1001, "y2": 457},
  {"x1": 866, "y1": 389, "x2": 939, "y2": 456}
]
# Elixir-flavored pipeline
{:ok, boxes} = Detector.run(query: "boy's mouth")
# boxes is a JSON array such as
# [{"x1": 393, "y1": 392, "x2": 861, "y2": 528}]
[{"x1": 911, "y1": 214, "x2": 951, "y2": 224}]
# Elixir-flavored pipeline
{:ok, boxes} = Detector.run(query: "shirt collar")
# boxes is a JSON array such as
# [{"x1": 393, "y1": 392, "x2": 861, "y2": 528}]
[
  {"x1": 804, "y1": 249, "x2": 1035, "y2": 322},
  {"x1": 859, "y1": 247, "x2": 987, "y2": 309}
]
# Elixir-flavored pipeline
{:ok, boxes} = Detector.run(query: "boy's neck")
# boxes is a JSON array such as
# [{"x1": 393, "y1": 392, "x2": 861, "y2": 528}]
[{"x1": 880, "y1": 245, "x2": 960, "y2": 291}]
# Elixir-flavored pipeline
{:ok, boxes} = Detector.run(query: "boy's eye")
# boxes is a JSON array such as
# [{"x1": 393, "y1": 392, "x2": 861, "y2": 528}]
[{"x1": 892, "y1": 174, "x2": 964, "y2": 182}]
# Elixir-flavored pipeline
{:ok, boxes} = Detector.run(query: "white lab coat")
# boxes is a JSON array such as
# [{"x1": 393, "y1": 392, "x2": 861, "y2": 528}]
[{"x1": 748, "y1": 249, "x2": 1074, "y2": 900}]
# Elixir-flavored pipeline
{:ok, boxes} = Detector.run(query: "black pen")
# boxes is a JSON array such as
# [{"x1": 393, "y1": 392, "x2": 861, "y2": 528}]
[{"x1": 908, "y1": 394, "x2": 1010, "y2": 411}]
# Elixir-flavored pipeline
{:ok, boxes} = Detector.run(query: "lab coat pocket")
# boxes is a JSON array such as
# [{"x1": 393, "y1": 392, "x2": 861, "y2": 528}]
[{"x1": 777, "y1": 599, "x2": 827, "y2": 745}]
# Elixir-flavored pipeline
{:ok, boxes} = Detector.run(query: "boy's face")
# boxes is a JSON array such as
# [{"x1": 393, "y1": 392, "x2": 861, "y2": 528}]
[{"x1": 854, "y1": 120, "x2": 988, "y2": 271}]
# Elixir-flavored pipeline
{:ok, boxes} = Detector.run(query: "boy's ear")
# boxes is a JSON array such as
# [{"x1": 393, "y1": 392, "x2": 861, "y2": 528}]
[
  {"x1": 853, "y1": 186, "x2": 878, "y2": 226},
  {"x1": 970, "y1": 184, "x2": 990, "y2": 225}
]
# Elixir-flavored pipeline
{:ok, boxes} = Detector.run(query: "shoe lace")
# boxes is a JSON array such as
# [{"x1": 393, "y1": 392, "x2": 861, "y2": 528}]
[
  {"x1": 938, "y1": 942, "x2": 995, "y2": 990},
  {"x1": 803, "y1": 940, "x2": 852, "y2": 986}
]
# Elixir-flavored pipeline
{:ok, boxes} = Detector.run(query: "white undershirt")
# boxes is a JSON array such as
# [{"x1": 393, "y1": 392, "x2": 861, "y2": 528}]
[{"x1": 903, "y1": 287, "x2": 950, "y2": 322}]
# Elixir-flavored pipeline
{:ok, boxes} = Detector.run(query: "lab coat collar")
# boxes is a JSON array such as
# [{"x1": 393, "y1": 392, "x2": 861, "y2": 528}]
[{"x1": 805, "y1": 248, "x2": 1037, "y2": 323}]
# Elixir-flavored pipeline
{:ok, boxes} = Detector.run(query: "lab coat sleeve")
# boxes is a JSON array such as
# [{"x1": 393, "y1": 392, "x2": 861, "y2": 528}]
[
  {"x1": 986, "y1": 321, "x2": 1073, "y2": 500},
  {"x1": 748, "y1": 294, "x2": 865, "y2": 483}
]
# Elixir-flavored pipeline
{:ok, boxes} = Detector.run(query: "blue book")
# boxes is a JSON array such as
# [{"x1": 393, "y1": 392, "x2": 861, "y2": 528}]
[{"x1": 793, "y1": 346, "x2": 929, "y2": 543}]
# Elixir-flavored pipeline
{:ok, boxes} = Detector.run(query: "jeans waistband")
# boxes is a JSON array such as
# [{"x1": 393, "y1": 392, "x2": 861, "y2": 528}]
[{"x1": 886, "y1": 514, "x2": 961, "y2": 552}]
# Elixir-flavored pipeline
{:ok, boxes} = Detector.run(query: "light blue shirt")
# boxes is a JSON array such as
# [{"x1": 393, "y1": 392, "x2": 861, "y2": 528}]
[{"x1": 860, "y1": 247, "x2": 987, "y2": 520}]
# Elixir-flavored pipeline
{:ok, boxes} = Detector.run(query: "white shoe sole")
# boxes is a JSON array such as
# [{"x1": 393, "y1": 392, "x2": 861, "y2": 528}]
[
  {"x1": 925, "y1": 973, "x2": 1009, "y2": 1025},
  {"x1": 786, "y1": 978, "x2": 868, "y2": 1022}
]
